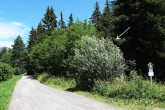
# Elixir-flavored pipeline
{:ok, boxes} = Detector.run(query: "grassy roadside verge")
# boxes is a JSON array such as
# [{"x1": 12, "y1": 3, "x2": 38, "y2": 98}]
[
  {"x1": 0, "y1": 75, "x2": 21, "y2": 110},
  {"x1": 36, "y1": 73, "x2": 165, "y2": 110}
]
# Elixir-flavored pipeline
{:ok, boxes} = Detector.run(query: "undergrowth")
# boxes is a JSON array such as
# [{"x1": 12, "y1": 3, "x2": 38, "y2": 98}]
[{"x1": 36, "y1": 72, "x2": 165, "y2": 110}]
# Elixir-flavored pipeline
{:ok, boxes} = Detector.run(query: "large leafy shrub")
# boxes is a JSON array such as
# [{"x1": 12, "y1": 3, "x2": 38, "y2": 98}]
[
  {"x1": 0, "y1": 62, "x2": 14, "y2": 81},
  {"x1": 73, "y1": 36, "x2": 126, "y2": 90}
]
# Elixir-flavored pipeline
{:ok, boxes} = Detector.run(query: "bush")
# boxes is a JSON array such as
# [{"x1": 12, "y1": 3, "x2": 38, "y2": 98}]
[
  {"x1": 73, "y1": 36, "x2": 126, "y2": 90},
  {"x1": 36, "y1": 72, "x2": 76, "y2": 89},
  {"x1": 27, "y1": 30, "x2": 67, "y2": 75},
  {"x1": 93, "y1": 70, "x2": 165, "y2": 103},
  {"x1": 14, "y1": 68, "x2": 26, "y2": 75},
  {"x1": 0, "y1": 62, "x2": 14, "y2": 81}
]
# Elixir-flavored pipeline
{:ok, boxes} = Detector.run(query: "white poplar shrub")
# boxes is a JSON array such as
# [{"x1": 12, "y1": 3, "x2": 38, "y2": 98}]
[{"x1": 73, "y1": 36, "x2": 126, "y2": 89}]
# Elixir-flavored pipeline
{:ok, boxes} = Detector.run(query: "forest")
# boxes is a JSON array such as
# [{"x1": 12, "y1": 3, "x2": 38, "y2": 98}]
[{"x1": 0, "y1": 0, "x2": 165, "y2": 109}]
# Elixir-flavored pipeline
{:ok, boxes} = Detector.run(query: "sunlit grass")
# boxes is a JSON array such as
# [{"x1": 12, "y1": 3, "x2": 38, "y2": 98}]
[{"x1": 0, "y1": 75, "x2": 21, "y2": 110}]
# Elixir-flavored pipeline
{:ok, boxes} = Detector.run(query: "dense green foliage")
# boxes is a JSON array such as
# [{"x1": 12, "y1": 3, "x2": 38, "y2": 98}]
[
  {"x1": 42, "y1": 6, "x2": 57, "y2": 31},
  {"x1": 91, "y1": 0, "x2": 114, "y2": 38},
  {"x1": 0, "y1": 47, "x2": 12, "y2": 64},
  {"x1": 36, "y1": 21, "x2": 45, "y2": 41},
  {"x1": 68, "y1": 13, "x2": 74, "y2": 27},
  {"x1": 27, "y1": 27, "x2": 37, "y2": 51},
  {"x1": 93, "y1": 70, "x2": 165, "y2": 101},
  {"x1": 113, "y1": 0, "x2": 165, "y2": 80},
  {"x1": 73, "y1": 36, "x2": 126, "y2": 89},
  {"x1": 0, "y1": 75, "x2": 21, "y2": 110},
  {"x1": 26, "y1": 0, "x2": 165, "y2": 86},
  {"x1": 28, "y1": 29, "x2": 67, "y2": 75},
  {"x1": 0, "y1": 62, "x2": 15, "y2": 81},
  {"x1": 91, "y1": 2, "x2": 101, "y2": 31},
  {"x1": 11, "y1": 35, "x2": 26, "y2": 73},
  {"x1": 0, "y1": 47, "x2": 8, "y2": 59},
  {"x1": 0, "y1": 46, "x2": 23, "y2": 81},
  {"x1": 27, "y1": 22, "x2": 96, "y2": 76},
  {"x1": 100, "y1": 0, "x2": 113, "y2": 38}
]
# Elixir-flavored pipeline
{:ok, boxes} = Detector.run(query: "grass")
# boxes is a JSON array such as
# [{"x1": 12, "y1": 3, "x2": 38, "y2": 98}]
[
  {"x1": 36, "y1": 73, "x2": 165, "y2": 110},
  {"x1": 0, "y1": 75, "x2": 21, "y2": 110},
  {"x1": 36, "y1": 73, "x2": 76, "y2": 89}
]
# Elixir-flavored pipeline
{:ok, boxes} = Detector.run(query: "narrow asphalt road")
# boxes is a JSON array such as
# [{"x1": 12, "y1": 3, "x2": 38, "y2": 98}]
[{"x1": 9, "y1": 75, "x2": 120, "y2": 110}]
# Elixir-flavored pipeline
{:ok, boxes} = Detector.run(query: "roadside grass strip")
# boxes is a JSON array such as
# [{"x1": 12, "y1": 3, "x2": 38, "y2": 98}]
[{"x1": 0, "y1": 75, "x2": 21, "y2": 110}]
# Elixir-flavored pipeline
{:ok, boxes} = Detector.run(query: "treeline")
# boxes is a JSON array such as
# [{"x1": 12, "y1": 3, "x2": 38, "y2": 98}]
[
  {"x1": 25, "y1": 0, "x2": 165, "y2": 87},
  {"x1": 1, "y1": 0, "x2": 164, "y2": 86},
  {"x1": 91, "y1": 0, "x2": 165, "y2": 81},
  {"x1": 24, "y1": 1, "x2": 126, "y2": 90}
]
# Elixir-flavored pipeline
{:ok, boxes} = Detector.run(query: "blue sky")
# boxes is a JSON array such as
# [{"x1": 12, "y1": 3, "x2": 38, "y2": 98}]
[{"x1": 0, "y1": 0, "x2": 113, "y2": 47}]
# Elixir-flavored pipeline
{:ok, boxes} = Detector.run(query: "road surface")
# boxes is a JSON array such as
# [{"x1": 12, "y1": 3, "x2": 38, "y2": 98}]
[{"x1": 9, "y1": 75, "x2": 120, "y2": 110}]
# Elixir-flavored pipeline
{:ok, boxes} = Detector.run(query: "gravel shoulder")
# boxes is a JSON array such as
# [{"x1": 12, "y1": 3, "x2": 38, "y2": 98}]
[{"x1": 9, "y1": 75, "x2": 120, "y2": 110}]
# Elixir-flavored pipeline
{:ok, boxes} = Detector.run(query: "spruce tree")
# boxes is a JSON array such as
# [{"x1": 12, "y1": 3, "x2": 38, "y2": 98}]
[
  {"x1": 91, "y1": 2, "x2": 101, "y2": 30},
  {"x1": 27, "y1": 27, "x2": 37, "y2": 51},
  {"x1": 114, "y1": 0, "x2": 165, "y2": 80},
  {"x1": 42, "y1": 6, "x2": 57, "y2": 31},
  {"x1": 37, "y1": 21, "x2": 45, "y2": 42},
  {"x1": 68, "y1": 13, "x2": 74, "y2": 26},
  {"x1": 11, "y1": 35, "x2": 25, "y2": 70},
  {"x1": 59, "y1": 11, "x2": 66, "y2": 29},
  {"x1": 100, "y1": 0, "x2": 113, "y2": 38},
  {"x1": 37, "y1": 21, "x2": 45, "y2": 34}
]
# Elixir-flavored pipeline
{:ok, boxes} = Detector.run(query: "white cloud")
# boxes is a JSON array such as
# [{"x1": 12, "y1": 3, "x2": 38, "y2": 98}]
[
  {"x1": 0, "y1": 41, "x2": 13, "y2": 48},
  {"x1": 0, "y1": 18, "x2": 30, "y2": 48}
]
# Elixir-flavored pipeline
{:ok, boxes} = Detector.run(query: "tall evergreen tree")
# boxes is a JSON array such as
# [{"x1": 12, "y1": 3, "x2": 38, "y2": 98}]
[
  {"x1": 91, "y1": 2, "x2": 101, "y2": 30},
  {"x1": 36, "y1": 21, "x2": 45, "y2": 42},
  {"x1": 100, "y1": 0, "x2": 113, "y2": 38},
  {"x1": 27, "y1": 27, "x2": 37, "y2": 51},
  {"x1": 37, "y1": 21, "x2": 45, "y2": 34},
  {"x1": 42, "y1": 6, "x2": 57, "y2": 31},
  {"x1": 11, "y1": 35, "x2": 25, "y2": 69},
  {"x1": 68, "y1": 13, "x2": 74, "y2": 26},
  {"x1": 114, "y1": 0, "x2": 165, "y2": 80},
  {"x1": 59, "y1": 11, "x2": 66, "y2": 29}
]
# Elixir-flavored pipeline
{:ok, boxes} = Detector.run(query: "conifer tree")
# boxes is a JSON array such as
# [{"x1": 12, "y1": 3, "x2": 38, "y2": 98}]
[
  {"x1": 37, "y1": 21, "x2": 45, "y2": 42},
  {"x1": 42, "y1": 6, "x2": 57, "y2": 31},
  {"x1": 37, "y1": 21, "x2": 45, "y2": 34},
  {"x1": 114, "y1": 0, "x2": 165, "y2": 80},
  {"x1": 100, "y1": 0, "x2": 113, "y2": 38},
  {"x1": 59, "y1": 11, "x2": 66, "y2": 29},
  {"x1": 91, "y1": 2, "x2": 101, "y2": 30},
  {"x1": 27, "y1": 27, "x2": 37, "y2": 51},
  {"x1": 11, "y1": 35, "x2": 25, "y2": 69},
  {"x1": 68, "y1": 13, "x2": 74, "y2": 26}
]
